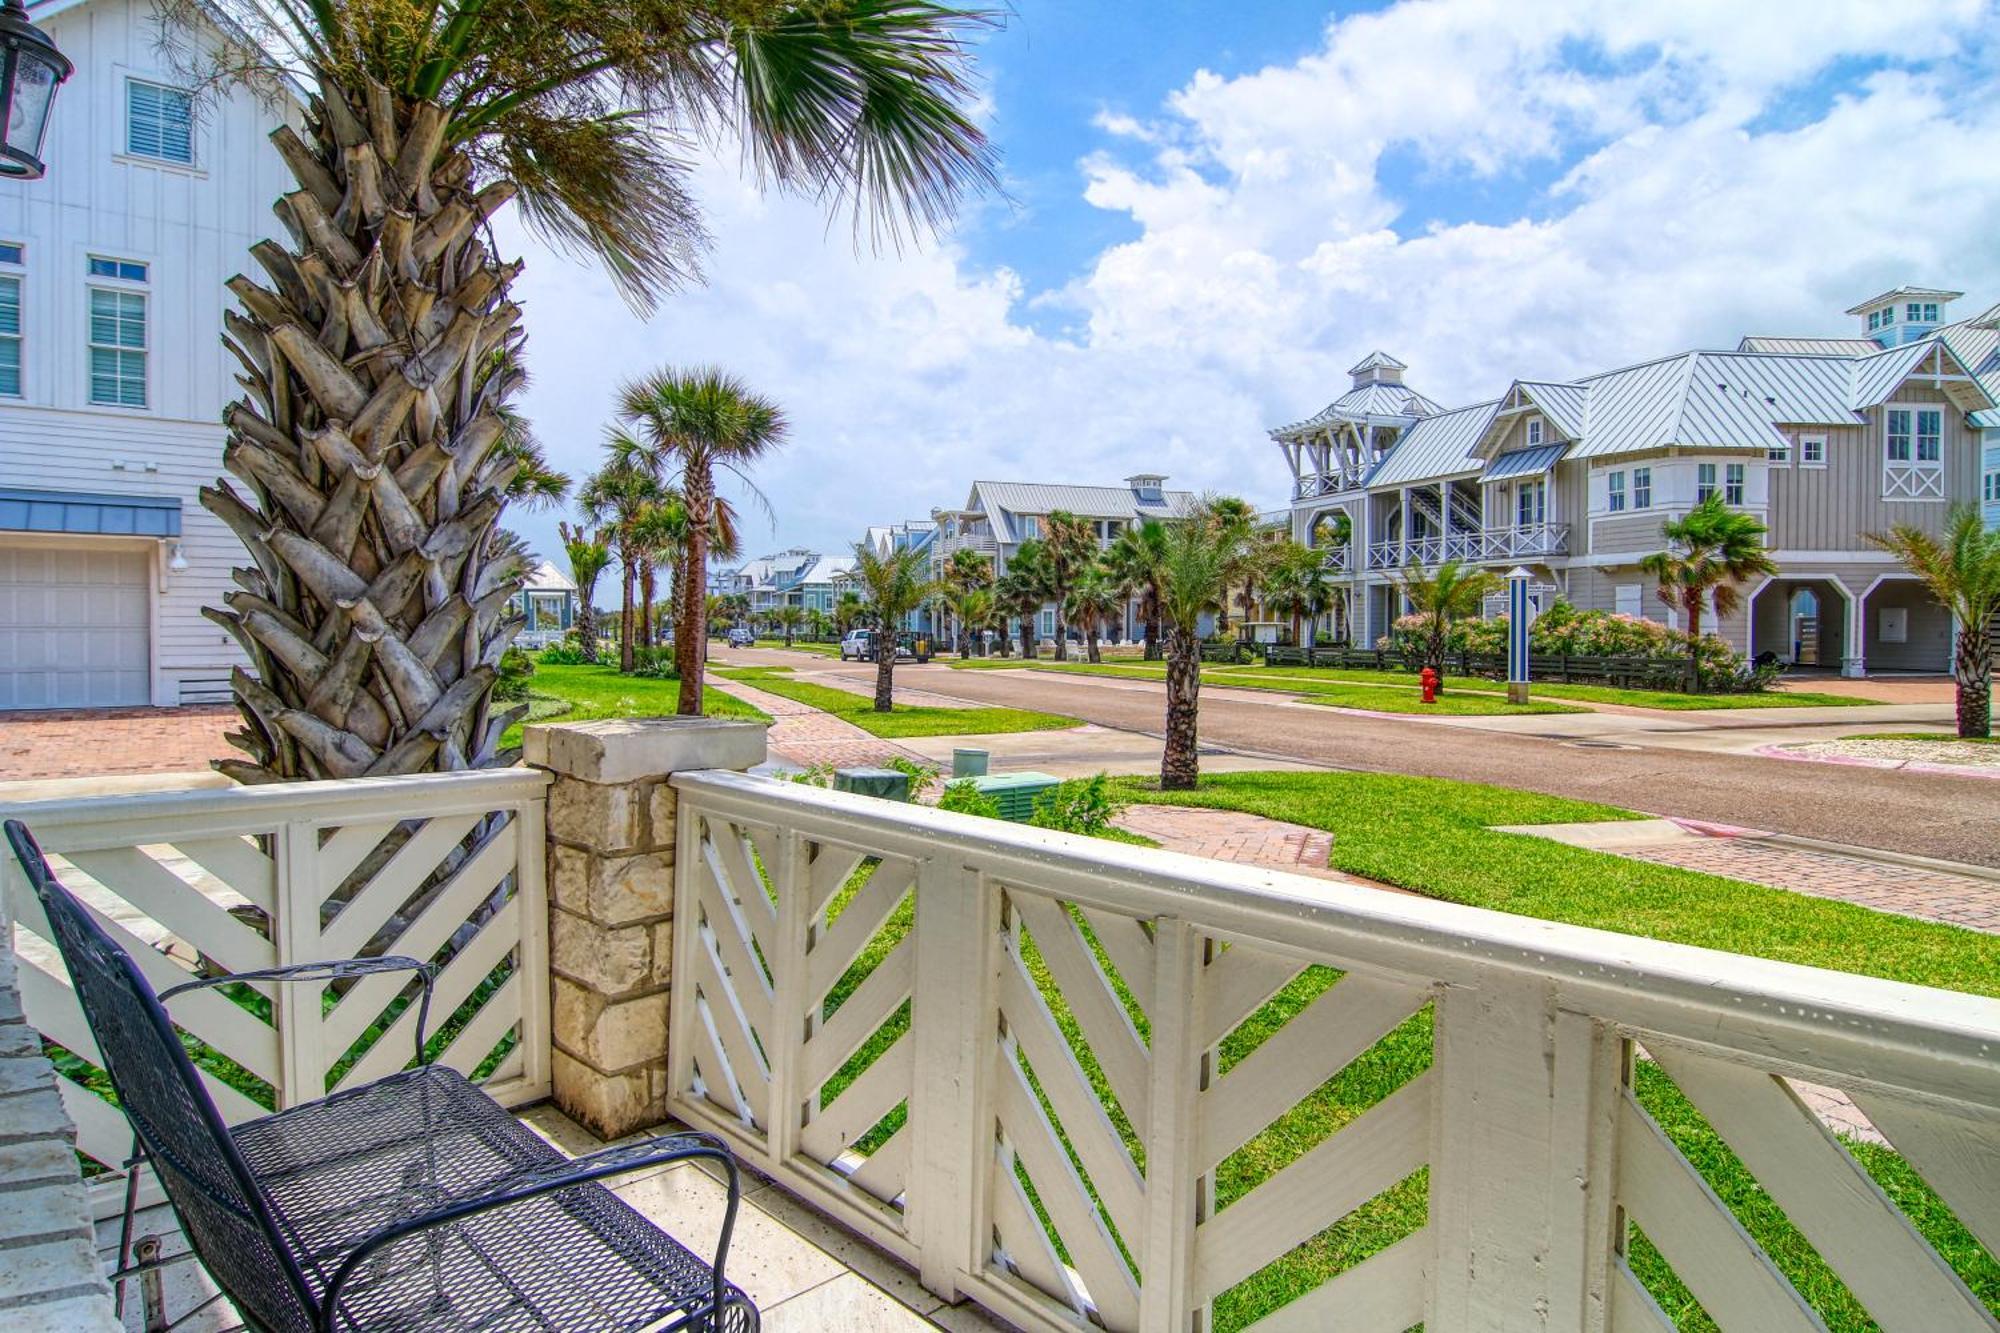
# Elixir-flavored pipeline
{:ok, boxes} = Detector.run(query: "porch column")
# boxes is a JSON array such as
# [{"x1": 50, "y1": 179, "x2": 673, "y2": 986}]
[
  {"x1": 1832, "y1": 577, "x2": 1866, "y2": 678},
  {"x1": 525, "y1": 717, "x2": 769, "y2": 1138}
]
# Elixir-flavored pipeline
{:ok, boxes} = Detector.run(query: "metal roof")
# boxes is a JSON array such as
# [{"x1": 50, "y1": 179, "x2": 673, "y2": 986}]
[
  {"x1": 521, "y1": 560, "x2": 575, "y2": 593},
  {"x1": 1513, "y1": 381, "x2": 1588, "y2": 439},
  {"x1": 965, "y1": 480, "x2": 1196, "y2": 538},
  {"x1": 1847, "y1": 341, "x2": 1941, "y2": 410},
  {"x1": 1845, "y1": 286, "x2": 1963, "y2": 315},
  {"x1": 1364, "y1": 401, "x2": 1497, "y2": 487},
  {"x1": 1737, "y1": 336, "x2": 1881, "y2": 355},
  {"x1": 0, "y1": 487, "x2": 181, "y2": 537},
  {"x1": 1348, "y1": 350, "x2": 1407, "y2": 374},
  {"x1": 1555, "y1": 354, "x2": 1690, "y2": 460},
  {"x1": 1274, "y1": 381, "x2": 1445, "y2": 437},
  {"x1": 1483, "y1": 443, "x2": 1568, "y2": 481}
]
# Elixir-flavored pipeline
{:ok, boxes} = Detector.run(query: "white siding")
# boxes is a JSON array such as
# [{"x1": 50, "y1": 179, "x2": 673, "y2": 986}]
[{"x1": 0, "y1": 0, "x2": 298, "y2": 704}]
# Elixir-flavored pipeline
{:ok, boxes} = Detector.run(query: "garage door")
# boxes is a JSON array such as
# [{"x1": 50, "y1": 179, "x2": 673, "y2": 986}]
[{"x1": 0, "y1": 545, "x2": 151, "y2": 708}]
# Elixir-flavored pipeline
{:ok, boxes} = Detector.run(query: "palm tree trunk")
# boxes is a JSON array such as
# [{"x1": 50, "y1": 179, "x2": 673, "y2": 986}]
[
  {"x1": 1685, "y1": 595, "x2": 1703, "y2": 693},
  {"x1": 620, "y1": 560, "x2": 636, "y2": 673},
  {"x1": 1087, "y1": 626, "x2": 1101, "y2": 664},
  {"x1": 875, "y1": 641, "x2": 895, "y2": 712},
  {"x1": 1162, "y1": 627, "x2": 1202, "y2": 790},
  {"x1": 676, "y1": 470, "x2": 712, "y2": 714},
  {"x1": 638, "y1": 559, "x2": 655, "y2": 649},
  {"x1": 1020, "y1": 617, "x2": 1035, "y2": 661},
  {"x1": 1954, "y1": 624, "x2": 1992, "y2": 738},
  {"x1": 203, "y1": 78, "x2": 529, "y2": 780},
  {"x1": 578, "y1": 597, "x2": 598, "y2": 664},
  {"x1": 1052, "y1": 605, "x2": 1068, "y2": 662},
  {"x1": 1144, "y1": 589, "x2": 1162, "y2": 661}
]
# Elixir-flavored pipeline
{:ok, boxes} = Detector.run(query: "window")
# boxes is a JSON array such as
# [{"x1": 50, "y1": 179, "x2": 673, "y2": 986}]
[
  {"x1": 1767, "y1": 440, "x2": 1790, "y2": 464},
  {"x1": 0, "y1": 274, "x2": 19, "y2": 397},
  {"x1": 1725, "y1": 463, "x2": 1745, "y2": 506},
  {"x1": 0, "y1": 242, "x2": 22, "y2": 265},
  {"x1": 88, "y1": 288, "x2": 147, "y2": 407},
  {"x1": 126, "y1": 80, "x2": 194, "y2": 165},
  {"x1": 1985, "y1": 469, "x2": 2000, "y2": 504},
  {"x1": 1632, "y1": 467, "x2": 1651, "y2": 509},
  {"x1": 1868, "y1": 310, "x2": 1881, "y2": 332},
  {"x1": 1525, "y1": 416, "x2": 1543, "y2": 447},
  {"x1": 89, "y1": 257, "x2": 148, "y2": 282},
  {"x1": 1018, "y1": 515, "x2": 1039, "y2": 539},
  {"x1": 1880, "y1": 306, "x2": 1895, "y2": 326},
  {"x1": 1607, "y1": 471, "x2": 1626, "y2": 512},
  {"x1": 1886, "y1": 407, "x2": 1941, "y2": 465},
  {"x1": 1696, "y1": 462, "x2": 1717, "y2": 502},
  {"x1": 1799, "y1": 435, "x2": 1826, "y2": 466},
  {"x1": 1515, "y1": 479, "x2": 1545, "y2": 528},
  {"x1": 1614, "y1": 584, "x2": 1642, "y2": 619},
  {"x1": 1906, "y1": 302, "x2": 1939, "y2": 324}
]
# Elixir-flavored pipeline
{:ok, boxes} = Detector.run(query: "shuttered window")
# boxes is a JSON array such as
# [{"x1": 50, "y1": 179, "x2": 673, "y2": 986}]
[
  {"x1": 88, "y1": 289, "x2": 147, "y2": 407},
  {"x1": 126, "y1": 80, "x2": 194, "y2": 164},
  {"x1": 0, "y1": 275, "x2": 20, "y2": 397}
]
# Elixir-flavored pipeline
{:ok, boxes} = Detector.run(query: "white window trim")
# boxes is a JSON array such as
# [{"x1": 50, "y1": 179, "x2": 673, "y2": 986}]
[
  {"x1": 1767, "y1": 441, "x2": 1790, "y2": 464},
  {"x1": 0, "y1": 245, "x2": 23, "y2": 401},
  {"x1": 1882, "y1": 404, "x2": 1946, "y2": 501},
  {"x1": 1724, "y1": 462, "x2": 1746, "y2": 506},
  {"x1": 1631, "y1": 466, "x2": 1652, "y2": 510},
  {"x1": 87, "y1": 259, "x2": 151, "y2": 410},
  {"x1": 1695, "y1": 462, "x2": 1718, "y2": 503},
  {"x1": 120, "y1": 76, "x2": 200, "y2": 171},
  {"x1": 1606, "y1": 470, "x2": 1626, "y2": 513},
  {"x1": 1525, "y1": 415, "x2": 1544, "y2": 447},
  {"x1": 1798, "y1": 434, "x2": 1827, "y2": 468}
]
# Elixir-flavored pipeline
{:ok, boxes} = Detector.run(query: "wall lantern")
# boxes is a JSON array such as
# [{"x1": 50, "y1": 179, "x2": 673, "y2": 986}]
[{"x1": 0, "y1": 0, "x2": 72, "y2": 181}]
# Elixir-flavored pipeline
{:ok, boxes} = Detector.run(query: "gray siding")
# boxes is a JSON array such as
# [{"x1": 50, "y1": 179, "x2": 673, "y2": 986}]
[
  {"x1": 1588, "y1": 512, "x2": 1670, "y2": 554},
  {"x1": 1860, "y1": 578, "x2": 1953, "y2": 671},
  {"x1": 1765, "y1": 387, "x2": 1982, "y2": 550}
]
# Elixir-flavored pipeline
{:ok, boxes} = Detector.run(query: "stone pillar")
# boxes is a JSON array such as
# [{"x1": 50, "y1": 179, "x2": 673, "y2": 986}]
[{"x1": 524, "y1": 717, "x2": 767, "y2": 1139}]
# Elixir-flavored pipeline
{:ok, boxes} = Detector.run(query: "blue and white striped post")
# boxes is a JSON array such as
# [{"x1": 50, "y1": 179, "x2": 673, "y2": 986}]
[{"x1": 1506, "y1": 566, "x2": 1534, "y2": 704}]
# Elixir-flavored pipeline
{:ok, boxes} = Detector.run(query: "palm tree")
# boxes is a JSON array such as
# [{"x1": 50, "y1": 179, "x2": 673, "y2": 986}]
[
  {"x1": 1261, "y1": 542, "x2": 1331, "y2": 647},
  {"x1": 1040, "y1": 511, "x2": 1098, "y2": 661},
  {"x1": 1064, "y1": 565, "x2": 1122, "y2": 664},
  {"x1": 1158, "y1": 499, "x2": 1243, "y2": 789},
  {"x1": 997, "y1": 540, "x2": 1053, "y2": 660},
  {"x1": 945, "y1": 547, "x2": 994, "y2": 654},
  {"x1": 958, "y1": 587, "x2": 997, "y2": 657},
  {"x1": 1206, "y1": 496, "x2": 1259, "y2": 637},
  {"x1": 557, "y1": 522, "x2": 611, "y2": 664},
  {"x1": 835, "y1": 590, "x2": 866, "y2": 634},
  {"x1": 1640, "y1": 495, "x2": 1779, "y2": 691},
  {"x1": 616, "y1": 368, "x2": 787, "y2": 713},
  {"x1": 1867, "y1": 506, "x2": 2000, "y2": 737},
  {"x1": 1108, "y1": 519, "x2": 1170, "y2": 660},
  {"x1": 773, "y1": 605, "x2": 806, "y2": 648},
  {"x1": 577, "y1": 460, "x2": 664, "y2": 673},
  {"x1": 805, "y1": 607, "x2": 831, "y2": 643},
  {"x1": 189, "y1": 1, "x2": 994, "y2": 780},
  {"x1": 1395, "y1": 560, "x2": 1500, "y2": 685},
  {"x1": 849, "y1": 544, "x2": 935, "y2": 711}
]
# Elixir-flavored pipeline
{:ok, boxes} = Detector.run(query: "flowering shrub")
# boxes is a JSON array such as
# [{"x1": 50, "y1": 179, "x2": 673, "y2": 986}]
[{"x1": 1377, "y1": 600, "x2": 1762, "y2": 691}]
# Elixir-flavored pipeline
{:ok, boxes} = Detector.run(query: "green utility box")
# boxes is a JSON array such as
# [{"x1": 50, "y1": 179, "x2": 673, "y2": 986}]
[
  {"x1": 951, "y1": 748, "x2": 990, "y2": 778},
  {"x1": 971, "y1": 772, "x2": 1061, "y2": 822},
  {"x1": 833, "y1": 767, "x2": 912, "y2": 802}
]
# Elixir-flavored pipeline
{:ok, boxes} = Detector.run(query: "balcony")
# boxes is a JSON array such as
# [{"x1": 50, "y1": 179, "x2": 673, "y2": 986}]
[
  {"x1": 1368, "y1": 523, "x2": 1571, "y2": 569},
  {"x1": 1318, "y1": 543, "x2": 1350, "y2": 572},
  {"x1": 937, "y1": 530, "x2": 999, "y2": 558},
  {"x1": 4, "y1": 722, "x2": 1997, "y2": 1332}
]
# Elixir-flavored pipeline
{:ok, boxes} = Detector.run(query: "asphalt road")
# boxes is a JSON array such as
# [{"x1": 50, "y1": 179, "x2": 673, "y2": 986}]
[{"x1": 730, "y1": 649, "x2": 2000, "y2": 867}]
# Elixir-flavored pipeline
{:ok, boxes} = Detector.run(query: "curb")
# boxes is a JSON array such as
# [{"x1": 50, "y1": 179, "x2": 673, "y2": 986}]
[{"x1": 1740, "y1": 832, "x2": 2000, "y2": 886}]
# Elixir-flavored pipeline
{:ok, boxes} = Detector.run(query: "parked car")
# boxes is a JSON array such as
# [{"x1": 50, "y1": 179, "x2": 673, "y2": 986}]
[
  {"x1": 839, "y1": 629, "x2": 873, "y2": 660},
  {"x1": 725, "y1": 626, "x2": 755, "y2": 648}
]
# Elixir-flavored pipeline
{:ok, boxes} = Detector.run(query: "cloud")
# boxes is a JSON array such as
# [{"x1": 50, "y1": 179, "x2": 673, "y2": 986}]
[{"x1": 499, "y1": 0, "x2": 2000, "y2": 571}]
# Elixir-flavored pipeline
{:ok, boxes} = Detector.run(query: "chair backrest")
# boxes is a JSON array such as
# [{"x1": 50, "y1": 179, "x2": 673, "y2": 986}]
[{"x1": 4, "y1": 820, "x2": 319, "y2": 1333}]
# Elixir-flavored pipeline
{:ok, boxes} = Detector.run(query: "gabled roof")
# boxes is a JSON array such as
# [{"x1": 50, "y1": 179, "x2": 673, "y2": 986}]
[
  {"x1": 799, "y1": 554, "x2": 854, "y2": 584},
  {"x1": 521, "y1": 560, "x2": 576, "y2": 593},
  {"x1": 1273, "y1": 381, "x2": 1445, "y2": 437},
  {"x1": 1511, "y1": 381, "x2": 1588, "y2": 440},
  {"x1": 1737, "y1": 335, "x2": 1882, "y2": 355},
  {"x1": 1364, "y1": 401, "x2": 1497, "y2": 488},
  {"x1": 961, "y1": 480, "x2": 1195, "y2": 539}
]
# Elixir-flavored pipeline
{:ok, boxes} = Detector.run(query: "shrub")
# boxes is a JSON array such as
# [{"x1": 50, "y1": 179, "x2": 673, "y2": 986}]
[
  {"x1": 1375, "y1": 599, "x2": 1764, "y2": 690},
  {"x1": 538, "y1": 642, "x2": 587, "y2": 666},
  {"x1": 628, "y1": 646, "x2": 679, "y2": 679},
  {"x1": 494, "y1": 646, "x2": 536, "y2": 700},
  {"x1": 1031, "y1": 774, "x2": 1114, "y2": 836},
  {"x1": 938, "y1": 779, "x2": 1003, "y2": 819}
]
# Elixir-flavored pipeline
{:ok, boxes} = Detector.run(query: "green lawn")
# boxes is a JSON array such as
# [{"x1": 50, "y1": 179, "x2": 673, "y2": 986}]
[
  {"x1": 501, "y1": 663, "x2": 768, "y2": 748},
  {"x1": 753, "y1": 638, "x2": 839, "y2": 656},
  {"x1": 1844, "y1": 731, "x2": 1997, "y2": 744},
  {"x1": 946, "y1": 659, "x2": 1583, "y2": 715},
  {"x1": 814, "y1": 770, "x2": 1998, "y2": 1329},
  {"x1": 712, "y1": 665, "x2": 1081, "y2": 738},
  {"x1": 948, "y1": 656, "x2": 1874, "y2": 710}
]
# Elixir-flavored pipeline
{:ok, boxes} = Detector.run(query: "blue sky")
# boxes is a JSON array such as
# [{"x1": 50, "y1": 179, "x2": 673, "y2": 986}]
[{"x1": 500, "y1": 0, "x2": 2000, "y2": 571}]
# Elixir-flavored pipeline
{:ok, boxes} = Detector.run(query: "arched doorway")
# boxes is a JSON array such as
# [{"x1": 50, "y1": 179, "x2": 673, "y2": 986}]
[{"x1": 1789, "y1": 587, "x2": 1820, "y2": 666}]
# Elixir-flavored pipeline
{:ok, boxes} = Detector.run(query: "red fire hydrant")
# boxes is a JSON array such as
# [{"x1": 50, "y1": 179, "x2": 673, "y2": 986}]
[{"x1": 1419, "y1": 666, "x2": 1439, "y2": 703}]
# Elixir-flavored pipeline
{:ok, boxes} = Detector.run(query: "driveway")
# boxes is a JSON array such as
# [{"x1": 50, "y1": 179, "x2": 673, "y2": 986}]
[
  {"x1": 1, "y1": 706, "x2": 234, "y2": 783},
  {"x1": 716, "y1": 649, "x2": 2000, "y2": 867}
]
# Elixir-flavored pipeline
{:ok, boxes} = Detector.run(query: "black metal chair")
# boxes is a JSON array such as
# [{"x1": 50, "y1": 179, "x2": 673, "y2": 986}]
[{"x1": 4, "y1": 819, "x2": 757, "y2": 1332}]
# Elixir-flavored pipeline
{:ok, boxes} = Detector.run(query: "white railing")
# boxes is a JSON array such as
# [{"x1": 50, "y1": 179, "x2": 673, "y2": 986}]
[
  {"x1": 1371, "y1": 525, "x2": 1572, "y2": 569},
  {"x1": 1318, "y1": 544, "x2": 1350, "y2": 573},
  {"x1": 0, "y1": 770, "x2": 552, "y2": 1210},
  {"x1": 939, "y1": 531, "x2": 1000, "y2": 557},
  {"x1": 1292, "y1": 471, "x2": 1362, "y2": 500},
  {"x1": 667, "y1": 770, "x2": 2000, "y2": 1333}
]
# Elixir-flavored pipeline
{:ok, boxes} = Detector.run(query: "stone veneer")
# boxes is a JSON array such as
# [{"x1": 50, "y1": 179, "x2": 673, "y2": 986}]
[
  {"x1": 0, "y1": 906, "x2": 119, "y2": 1331},
  {"x1": 524, "y1": 716, "x2": 768, "y2": 1138}
]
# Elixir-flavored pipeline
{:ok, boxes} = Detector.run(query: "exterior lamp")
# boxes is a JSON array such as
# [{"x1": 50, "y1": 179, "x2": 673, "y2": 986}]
[
  {"x1": 166, "y1": 541, "x2": 189, "y2": 573},
  {"x1": 0, "y1": 0, "x2": 72, "y2": 181}
]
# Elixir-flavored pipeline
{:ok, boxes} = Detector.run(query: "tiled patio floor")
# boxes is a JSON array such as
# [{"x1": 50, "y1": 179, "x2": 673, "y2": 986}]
[
  {"x1": 0, "y1": 706, "x2": 233, "y2": 780},
  {"x1": 97, "y1": 1104, "x2": 1015, "y2": 1333}
]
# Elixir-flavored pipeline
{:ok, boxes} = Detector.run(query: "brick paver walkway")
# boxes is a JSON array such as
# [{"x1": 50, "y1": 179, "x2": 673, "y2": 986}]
[
  {"x1": 708, "y1": 677, "x2": 930, "y2": 771},
  {"x1": 1629, "y1": 839, "x2": 2000, "y2": 934},
  {"x1": 1, "y1": 707, "x2": 234, "y2": 779}
]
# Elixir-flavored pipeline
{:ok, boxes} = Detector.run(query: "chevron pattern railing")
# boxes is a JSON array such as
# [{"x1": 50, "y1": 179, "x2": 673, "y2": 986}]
[
  {"x1": 667, "y1": 770, "x2": 2000, "y2": 1333},
  {"x1": 0, "y1": 770, "x2": 552, "y2": 1214}
]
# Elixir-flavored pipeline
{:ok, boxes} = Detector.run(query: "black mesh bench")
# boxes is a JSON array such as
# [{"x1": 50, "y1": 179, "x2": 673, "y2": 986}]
[{"x1": 5, "y1": 819, "x2": 757, "y2": 1332}]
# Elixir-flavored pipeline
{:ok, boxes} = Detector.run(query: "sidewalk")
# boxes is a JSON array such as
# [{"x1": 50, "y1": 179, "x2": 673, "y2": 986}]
[{"x1": 706, "y1": 675, "x2": 932, "y2": 771}]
